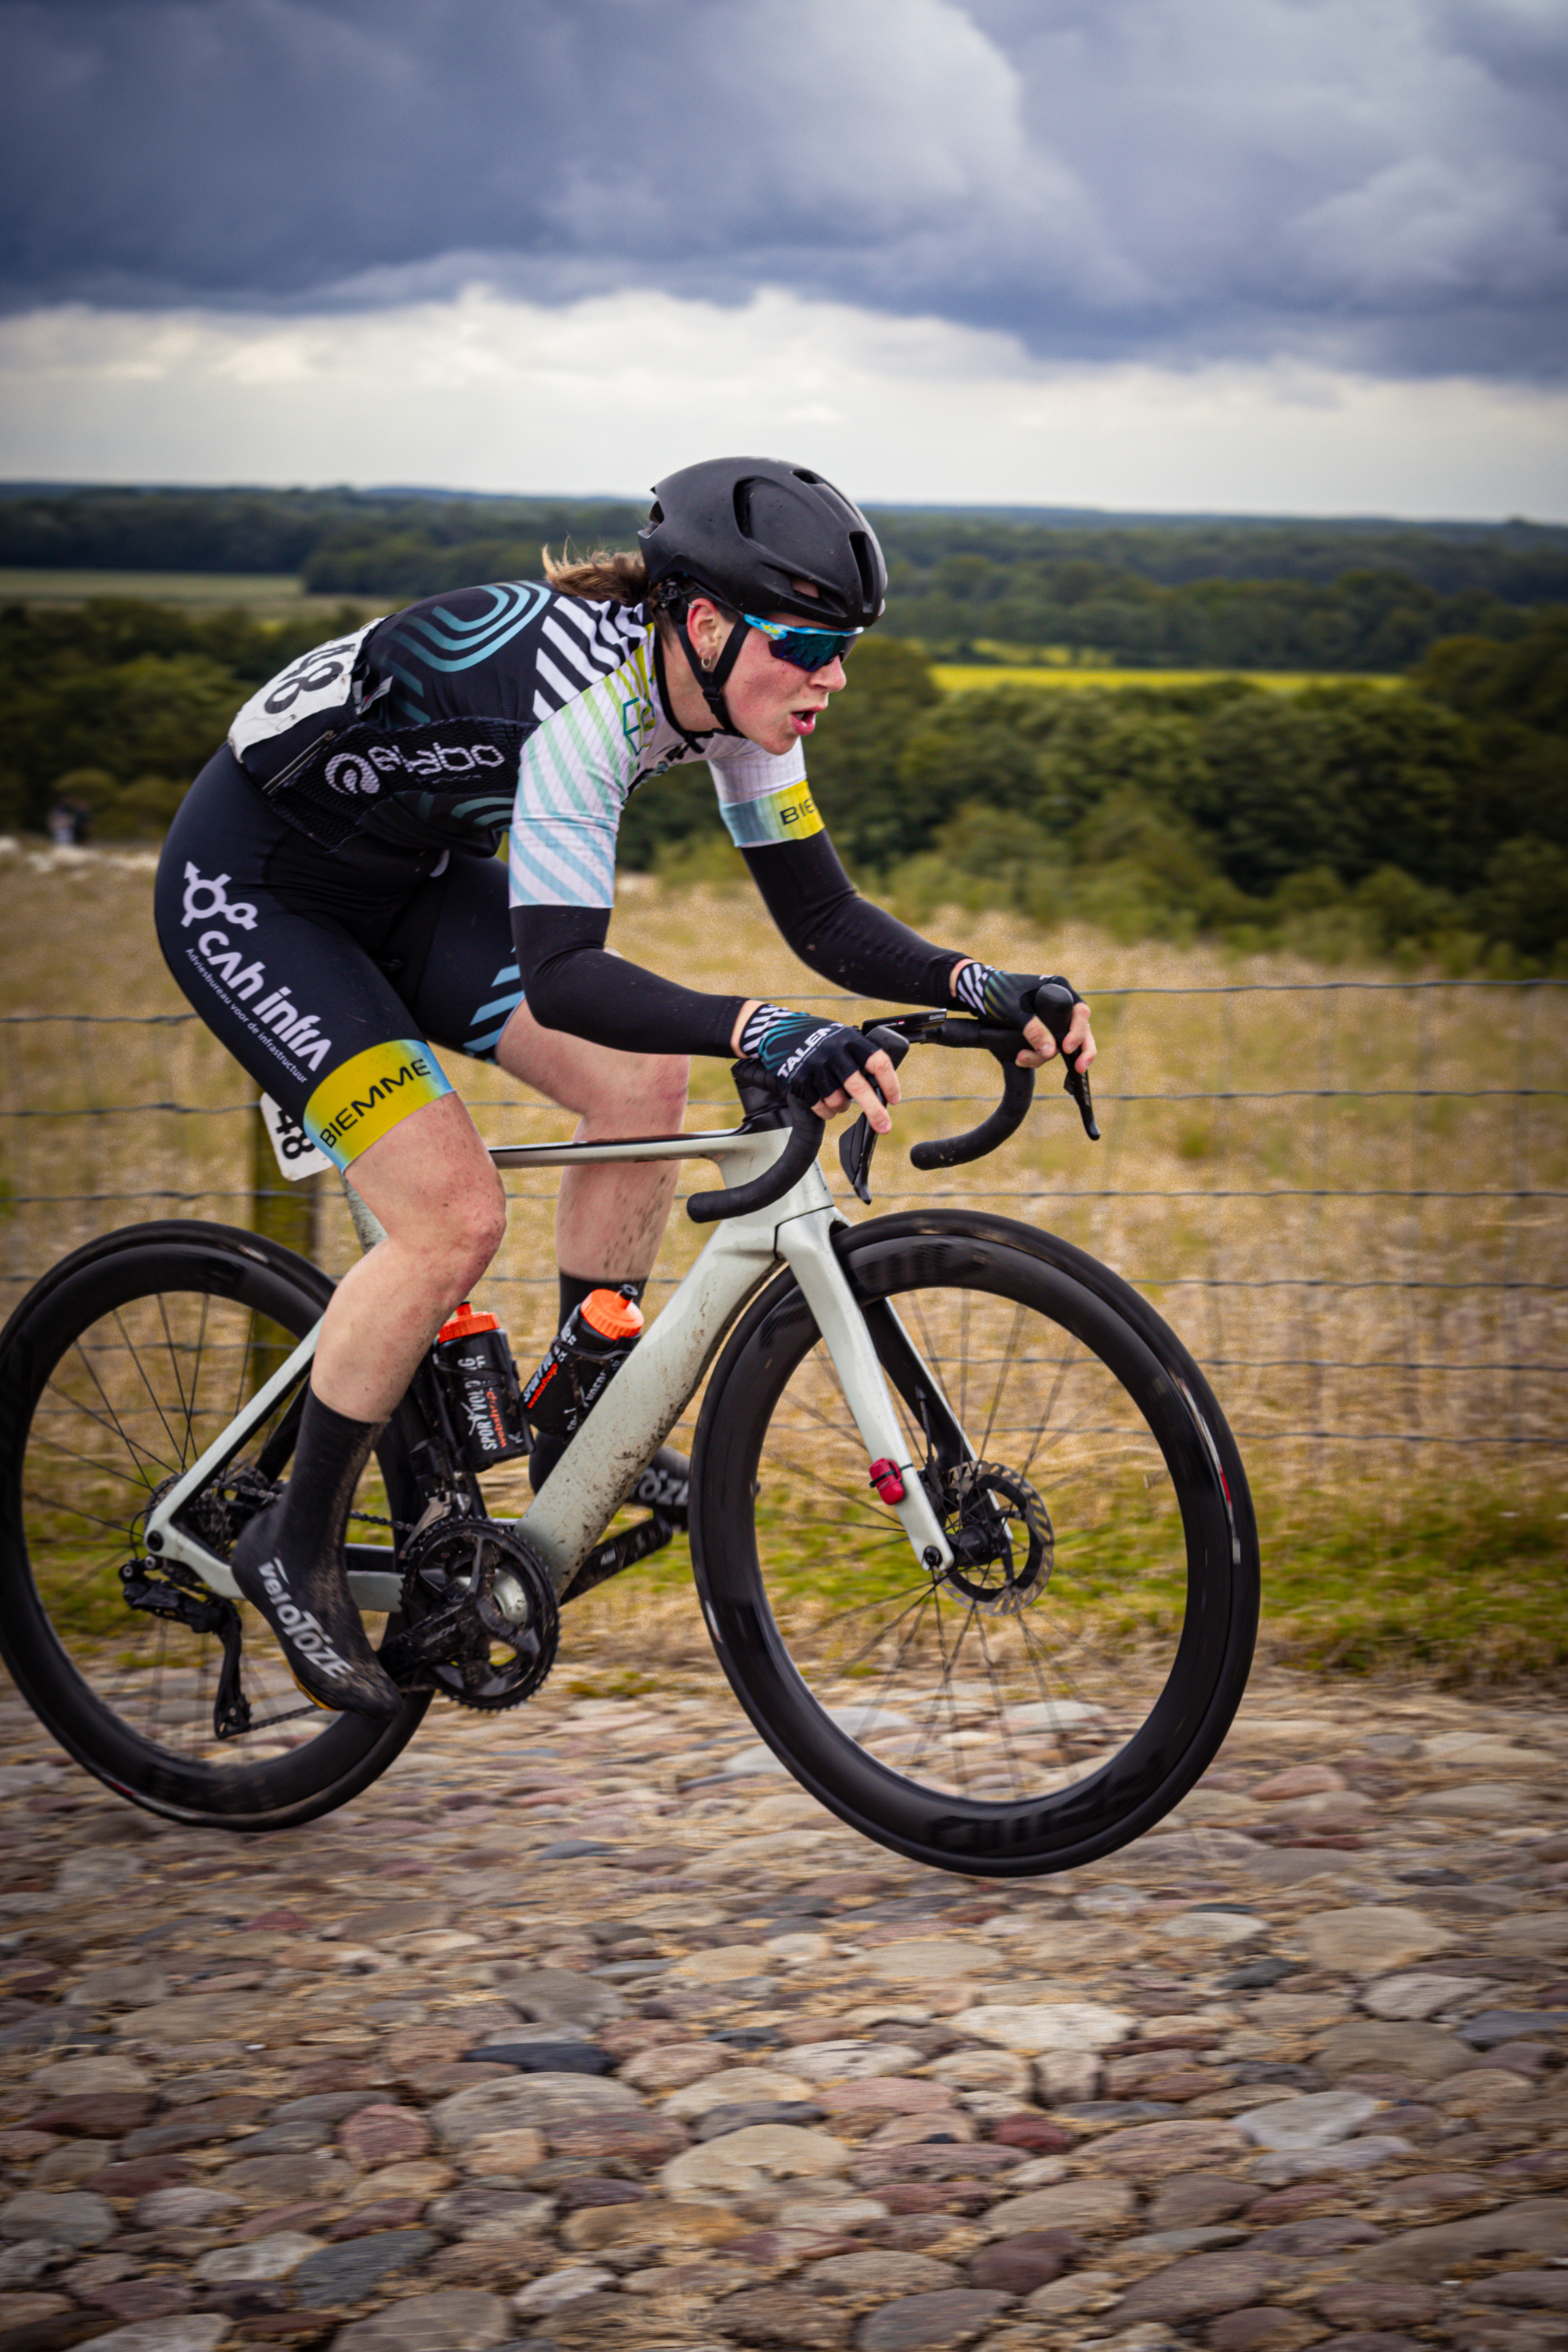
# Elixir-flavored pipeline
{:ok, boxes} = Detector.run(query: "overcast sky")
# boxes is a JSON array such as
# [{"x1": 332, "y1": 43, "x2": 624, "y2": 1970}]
[{"x1": 2, "y1": 0, "x2": 1565, "y2": 517}]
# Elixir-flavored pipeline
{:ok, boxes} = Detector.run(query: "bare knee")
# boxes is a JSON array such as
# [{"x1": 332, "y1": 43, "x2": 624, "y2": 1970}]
[
  {"x1": 637, "y1": 1054, "x2": 689, "y2": 1128},
  {"x1": 435, "y1": 1169, "x2": 507, "y2": 1292},
  {"x1": 589, "y1": 1051, "x2": 688, "y2": 1131}
]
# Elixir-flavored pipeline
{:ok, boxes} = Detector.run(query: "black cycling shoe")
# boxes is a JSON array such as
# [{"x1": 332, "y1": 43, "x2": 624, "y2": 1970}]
[{"x1": 230, "y1": 1389, "x2": 401, "y2": 1719}]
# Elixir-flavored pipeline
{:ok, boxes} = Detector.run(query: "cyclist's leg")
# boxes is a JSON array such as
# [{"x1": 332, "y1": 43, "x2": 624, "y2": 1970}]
[
  {"x1": 397, "y1": 851, "x2": 689, "y2": 1287},
  {"x1": 402, "y1": 852, "x2": 690, "y2": 1501},
  {"x1": 154, "y1": 757, "x2": 506, "y2": 1711},
  {"x1": 157, "y1": 754, "x2": 506, "y2": 1419},
  {"x1": 497, "y1": 1007, "x2": 688, "y2": 1282}
]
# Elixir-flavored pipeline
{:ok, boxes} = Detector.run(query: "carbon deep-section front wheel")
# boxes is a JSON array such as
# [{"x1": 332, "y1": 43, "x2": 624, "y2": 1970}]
[
  {"x1": 0, "y1": 1220, "x2": 429, "y2": 1829},
  {"x1": 691, "y1": 1210, "x2": 1258, "y2": 1876}
]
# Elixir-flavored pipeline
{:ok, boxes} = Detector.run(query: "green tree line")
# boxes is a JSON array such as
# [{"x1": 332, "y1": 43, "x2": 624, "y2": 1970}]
[
  {"x1": 3, "y1": 485, "x2": 1566, "y2": 673},
  {"x1": 629, "y1": 612, "x2": 1568, "y2": 971},
  {"x1": 2, "y1": 593, "x2": 1563, "y2": 970}
]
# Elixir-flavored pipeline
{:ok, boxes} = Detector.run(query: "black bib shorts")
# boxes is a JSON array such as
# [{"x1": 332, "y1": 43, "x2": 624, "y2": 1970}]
[{"x1": 154, "y1": 750, "x2": 524, "y2": 1170}]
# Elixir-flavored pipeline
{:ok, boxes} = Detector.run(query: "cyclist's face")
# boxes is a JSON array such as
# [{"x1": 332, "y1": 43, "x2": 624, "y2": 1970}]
[{"x1": 688, "y1": 597, "x2": 849, "y2": 756}]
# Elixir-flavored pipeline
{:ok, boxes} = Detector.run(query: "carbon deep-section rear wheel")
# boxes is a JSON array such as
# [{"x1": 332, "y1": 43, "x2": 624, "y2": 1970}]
[
  {"x1": 0, "y1": 1220, "x2": 429, "y2": 1828},
  {"x1": 691, "y1": 1210, "x2": 1258, "y2": 1875}
]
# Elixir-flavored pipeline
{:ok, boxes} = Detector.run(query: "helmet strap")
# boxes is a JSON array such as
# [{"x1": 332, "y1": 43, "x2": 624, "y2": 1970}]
[{"x1": 674, "y1": 610, "x2": 746, "y2": 735}]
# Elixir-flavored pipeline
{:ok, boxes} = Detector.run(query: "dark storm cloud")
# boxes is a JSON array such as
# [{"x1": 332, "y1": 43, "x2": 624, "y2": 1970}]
[{"x1": 2, "y1": 0, "x2": 1565, "y2": 378}]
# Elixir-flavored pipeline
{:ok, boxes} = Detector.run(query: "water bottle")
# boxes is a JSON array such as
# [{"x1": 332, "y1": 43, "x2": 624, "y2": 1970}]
[
  {"x1": 522, "y1": 1288, "x2": 644, "y2": 1441},
  {"x1": 433, "y1": 1301, "x2": 530, "y2": 1472}
]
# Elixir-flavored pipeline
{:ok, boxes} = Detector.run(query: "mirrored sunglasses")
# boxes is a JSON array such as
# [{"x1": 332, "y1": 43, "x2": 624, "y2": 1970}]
[{"x1": 742, "y1": 612, "x2": 862, "y2": 671}]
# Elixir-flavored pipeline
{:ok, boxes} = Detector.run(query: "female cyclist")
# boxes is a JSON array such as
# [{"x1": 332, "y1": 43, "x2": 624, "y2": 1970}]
[{"x1": 154, "y1": 456, "x2": 1095, "y2": 1715}]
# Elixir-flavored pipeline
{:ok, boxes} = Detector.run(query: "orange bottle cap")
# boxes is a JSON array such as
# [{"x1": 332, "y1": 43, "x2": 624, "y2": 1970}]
[
  {"x1": 580, "y1": 1289, "x2": 644, "y2": 1341},
  {"x1": 437, "y1": 1300, "x2": 499, "y2": 1341}
]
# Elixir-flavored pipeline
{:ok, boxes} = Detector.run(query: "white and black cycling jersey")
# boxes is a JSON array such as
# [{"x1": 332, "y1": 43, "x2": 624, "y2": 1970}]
[{"x1": 228, "y1": 583, "x2": 818, "y2": 906}]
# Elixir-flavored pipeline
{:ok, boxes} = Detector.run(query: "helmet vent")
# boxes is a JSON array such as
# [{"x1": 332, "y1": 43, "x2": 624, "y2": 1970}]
[{"x1": 850, "y1": 530, "x2": 877, "y2": 603}]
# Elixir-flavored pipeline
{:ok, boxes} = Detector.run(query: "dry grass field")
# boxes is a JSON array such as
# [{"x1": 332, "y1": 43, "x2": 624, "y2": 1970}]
[
  {"x1": 930, "y1": 663, "x2": 1402, "y2": 694},
  {"x1": 0, "y1": 567, "x2": 367, "y2": 618},
  {"x1": 2, "y1": 844, "x2": 1563, "y2": 1692}
]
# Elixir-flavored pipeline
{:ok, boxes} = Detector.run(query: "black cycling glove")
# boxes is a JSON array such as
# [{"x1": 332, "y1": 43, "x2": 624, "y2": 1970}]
[
  {"x1": 739, "y1": 1004, "x2": 885, "y2": 1105},
  {"x1": 951, "y1": 964, "x2": 1084, "y2": 1032}
]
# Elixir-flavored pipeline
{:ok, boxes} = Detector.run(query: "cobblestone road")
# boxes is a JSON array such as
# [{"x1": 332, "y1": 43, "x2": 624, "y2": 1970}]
[{"x1": 1, "y1": 1658, "x2": 1565, "y2": 2352}]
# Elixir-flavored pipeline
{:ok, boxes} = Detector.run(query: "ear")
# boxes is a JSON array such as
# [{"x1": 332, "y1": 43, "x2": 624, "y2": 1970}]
[{"x1": 685, "y1": 597, "x2": 731, "y2": 663}]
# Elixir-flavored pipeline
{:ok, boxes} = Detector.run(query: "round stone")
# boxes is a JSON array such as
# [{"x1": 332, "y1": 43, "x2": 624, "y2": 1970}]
[
  {"x1": 669, "y1": 1944, "x2": 779, "y2": 1981},
  {"x1": 954, "y1": 2002, "x2": 1135, "y2": 2053},
  {"x1": 1104, "y1": 2249, "x2": 1283, "y2": 2326},
  {"x1": 0, "y1": 2190, "x2": 117, "y2": 2248},
  {"x1": 292, "y1": 2227, "x2": 438, "y2": 2305},
  {"x1": 328, "y1": 2288, "x2": 510, "y2": 2348},
  {"x1": 865, "y1": 1942, "x2": 986, "y2": 1981},
  {"x1": 1295, "y1": 1907, "x2": 1453, "y2": 1976},
  {"x1": 982, "y1": 2178, "x2": 1134, "y2": 2236},
  {"x1": 191, "y1": 2230, "x2": 321, "y2": 2282},
  {"x1": 431, "y1": 2071, "x2": 638, "y2": 2148},
  {"x1": 662, "y1": 2066, "x2": 816, "y2": 2117},
  {"x1": 662, "y1": 2124, "x2": 851, "y2": 2197},
  {"x1": 855, "y1": 2288, "x2": 1014, "y2": 2349},
  {"x1": 337, "y1": 2104, "x2": 434, "y2": 2165},
  {"x1": 1236, "y1": 2092, "x2": 1381, "y2": 2152},
  {"x1": 802, "y1": 2250, "x2": 959, "y2": 2297},
  {"x1": 967, "y1": 2227, "x2": 1078, "y2": 2292},
  {"x1": 133, "y1": 2186, "x2": 238, "y2": 2227}
]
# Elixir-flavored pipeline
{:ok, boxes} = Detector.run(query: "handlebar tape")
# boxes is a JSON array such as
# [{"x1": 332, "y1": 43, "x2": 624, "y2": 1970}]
[{"x1": 687, "y1": 1091, "x2": 822, "y2": 1224}]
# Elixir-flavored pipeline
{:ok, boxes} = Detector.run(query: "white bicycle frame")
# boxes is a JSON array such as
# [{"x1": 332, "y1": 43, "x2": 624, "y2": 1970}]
[{"x1": 142, "y1": 1120, "x2": 956, "y2": 1610}]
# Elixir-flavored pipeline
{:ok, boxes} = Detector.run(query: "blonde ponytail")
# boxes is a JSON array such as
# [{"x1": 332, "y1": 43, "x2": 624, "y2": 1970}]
[{"x1": 541, "y1": 545, "x2": 650, "y2": 605}]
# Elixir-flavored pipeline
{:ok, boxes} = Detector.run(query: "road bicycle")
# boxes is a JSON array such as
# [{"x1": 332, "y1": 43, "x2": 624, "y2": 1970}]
[{"x1": 0, "y1": 996, "x2": 1258, "y2": 1877}]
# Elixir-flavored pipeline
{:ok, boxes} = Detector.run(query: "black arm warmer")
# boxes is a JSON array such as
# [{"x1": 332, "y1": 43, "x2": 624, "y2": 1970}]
[
  {"x1": 510, "y1": 904, "x2": 744, "y2": 1058},
  {"x1": 740, "y1": 833, "x2": 962, "y2": 1006}
]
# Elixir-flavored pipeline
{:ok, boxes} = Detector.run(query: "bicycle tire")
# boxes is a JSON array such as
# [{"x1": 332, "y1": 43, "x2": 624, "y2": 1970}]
[
  {"x1": 691, "y1": 1210, "x2": 1258, "y2": 1876},
  {"x1": 0, "y1": 1219, "x2": 429, "y2": 1830}
]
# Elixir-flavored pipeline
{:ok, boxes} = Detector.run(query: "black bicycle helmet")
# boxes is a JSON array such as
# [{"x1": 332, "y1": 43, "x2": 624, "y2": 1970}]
[{"x1": 639, "y1": 456, "x2": 887, "y2": 732}]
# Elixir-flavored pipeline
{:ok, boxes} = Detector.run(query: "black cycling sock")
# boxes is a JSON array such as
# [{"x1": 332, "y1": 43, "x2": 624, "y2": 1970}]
[{"x1": 231, "y1": 1387, "x2": 401, "y2": 1717}]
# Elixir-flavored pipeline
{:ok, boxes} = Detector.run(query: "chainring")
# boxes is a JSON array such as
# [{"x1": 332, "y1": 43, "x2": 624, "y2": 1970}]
[
  {"x1": 933, "y1": 1459, "x2": 1054, "y2": 1616},
  {"x1": 387, "y1": 1517, "x2": 559, "y2": 1711}
]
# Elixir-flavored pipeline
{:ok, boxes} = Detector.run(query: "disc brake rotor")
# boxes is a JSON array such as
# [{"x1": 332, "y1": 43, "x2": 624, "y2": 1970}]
[{"x1": 934, "y1": 1459, "x2": 1054, "y2": 1615}]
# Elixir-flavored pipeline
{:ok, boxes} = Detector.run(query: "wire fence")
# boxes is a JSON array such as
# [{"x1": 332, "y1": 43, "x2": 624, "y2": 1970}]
[{"x1": 2, "y1": 978, "x2": 1563, "y2": 1483}]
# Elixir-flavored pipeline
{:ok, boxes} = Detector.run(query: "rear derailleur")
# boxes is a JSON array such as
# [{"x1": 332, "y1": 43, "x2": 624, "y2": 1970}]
[
  {"x1": 124, "y1": 1463, "x2": 284, "y2": 1740},
  {"x1": 120, "y1": 1557, "x2": 251, "y2": 1739}
]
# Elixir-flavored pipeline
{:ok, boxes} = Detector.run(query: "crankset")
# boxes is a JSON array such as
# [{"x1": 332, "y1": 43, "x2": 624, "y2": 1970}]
[
  {"x1": 383, "y1": 1516, "x2": 559, "y2": 1711},
  {"x1": 929, "y1": 1459, "x2": 1054, "y2": 1616}
]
